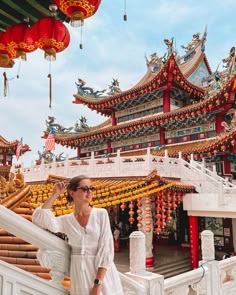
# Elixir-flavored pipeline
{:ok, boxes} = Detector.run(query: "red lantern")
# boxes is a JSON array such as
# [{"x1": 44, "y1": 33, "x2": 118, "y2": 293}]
[
  {"x1": 4, "y1": 22, "x2": 37, "y2": 61},
  {"x1": 0, "y1": 32, "x2": 11, "y2": 66},
  {"x1": 31, "y1": 17, "x2": 70, "y2": 61},
  {"x1": 221, "y1": 145, "x2": 227, "y2": 152},
  {"x1": 56, "y1": 0, "x2": 102, "y2": 27}
]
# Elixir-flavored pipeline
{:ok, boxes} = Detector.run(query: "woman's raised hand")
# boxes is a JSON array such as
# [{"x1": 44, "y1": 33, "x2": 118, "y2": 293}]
[{"x1": 52, "y1": 182, "x2": 66, "y2": 197}]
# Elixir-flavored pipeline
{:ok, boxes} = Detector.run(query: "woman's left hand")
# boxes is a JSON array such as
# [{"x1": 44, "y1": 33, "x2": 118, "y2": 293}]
[{"x1": 90, "y1": 284, "x2": 102, "y2": 295}]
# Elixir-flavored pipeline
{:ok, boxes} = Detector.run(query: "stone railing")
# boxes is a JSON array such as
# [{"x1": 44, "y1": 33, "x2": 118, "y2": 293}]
[
  {"x1": 0, "y1": 259, "x2": 68, "y2": 295},
  {"x1": 1, "y1": 207, "x2": 236, "y2": 295},
  {"x1": 0, "y1": 206, "x2": 149, "y2": 294}
]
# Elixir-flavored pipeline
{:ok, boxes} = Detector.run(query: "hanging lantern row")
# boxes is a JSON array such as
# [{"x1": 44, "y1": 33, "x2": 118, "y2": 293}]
[
  {"x1": 0, "y1": 18, "x2": 70, "y2": 66},
  {"x1": 155, "y1": 191, "x2": 185, "y2": 235},
  {"x1": 0, "y1": 0, "x2": 104, "y2": 66},
  {"x1": 91, "y1": 182, "x2": 176, "y2": 208}
]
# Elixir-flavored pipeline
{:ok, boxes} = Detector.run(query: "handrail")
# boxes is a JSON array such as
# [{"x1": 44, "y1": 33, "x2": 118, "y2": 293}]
[
  {"x1": 164, "y1": 266, "x2": 208, "y2": 291},
  {"x1": 0, "y1": 205, "x2": 70, "y2": 255}
]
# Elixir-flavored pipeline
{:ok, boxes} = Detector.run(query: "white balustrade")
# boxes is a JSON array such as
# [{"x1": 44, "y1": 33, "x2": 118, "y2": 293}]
[{"x1": 1, "y1": 205, "x2": 236, "y2": 295}]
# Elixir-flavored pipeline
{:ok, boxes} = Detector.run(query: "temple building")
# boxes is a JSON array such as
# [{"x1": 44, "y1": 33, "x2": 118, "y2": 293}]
[
  {"x1": 0, "y1": 135, "x2": 30, "y2": 177},
  {"x1": 42, "y1": 30, "x2": 236, "y2": 179}
]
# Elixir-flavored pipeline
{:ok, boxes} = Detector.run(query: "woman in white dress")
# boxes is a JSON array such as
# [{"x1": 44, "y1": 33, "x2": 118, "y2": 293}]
[{"x1": 32, "y1": 175, "x2": 124, "y2": 295}]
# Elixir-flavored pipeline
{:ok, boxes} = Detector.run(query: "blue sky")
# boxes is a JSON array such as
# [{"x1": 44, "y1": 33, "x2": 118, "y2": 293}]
[{"x1": 0, "y1": 0, "x2": 235, "y2": 165}]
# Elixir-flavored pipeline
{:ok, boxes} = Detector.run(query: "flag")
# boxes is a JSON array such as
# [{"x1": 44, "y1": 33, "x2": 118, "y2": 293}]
[
  {"x1": 45, "y1": 128, "x2": 55, "y2": 151},
  {"x1": 16, "y1": 138, "x2": 23, "y2": 161}
]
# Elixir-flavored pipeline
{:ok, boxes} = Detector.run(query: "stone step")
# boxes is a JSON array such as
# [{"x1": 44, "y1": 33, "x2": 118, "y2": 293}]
[{"x1": 153, "y1": 257, "x2": 191, "y2": 278}]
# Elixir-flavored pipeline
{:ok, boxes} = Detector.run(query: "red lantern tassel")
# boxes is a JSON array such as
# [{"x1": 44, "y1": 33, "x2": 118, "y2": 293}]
[
  {"x1": 48, "y1": 73, "x2": 52, "y2": 108},
  {"x1": 124, "y1": 0, "x2": 127, "y2": 21},
  {"x1": 3, "y1": 72, "x2": 8, "y2": 97}
]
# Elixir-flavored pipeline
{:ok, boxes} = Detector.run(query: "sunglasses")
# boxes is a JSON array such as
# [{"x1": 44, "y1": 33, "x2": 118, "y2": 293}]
[{"x1": 76, "y1": 186, "x2": 96, "y2": 192}]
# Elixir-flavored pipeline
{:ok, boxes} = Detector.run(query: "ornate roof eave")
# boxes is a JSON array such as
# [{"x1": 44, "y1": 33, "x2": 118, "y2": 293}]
[
  {"x1": 73, "y1": 55, "x2": 206, "y2": 116},
  {"x1": 47, "y1": 76, "x2": 235, "y2": 148},
  {"x1": 177, "y1": 28, "x2": 212, "y2": 77},
  {"x1": 152, "y1": 129, "x2": 236, "y2": 159}
]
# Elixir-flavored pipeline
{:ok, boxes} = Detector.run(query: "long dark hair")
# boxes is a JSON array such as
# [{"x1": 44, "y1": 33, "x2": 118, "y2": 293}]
[{"x1": 66, "y1": 175, "x2": 89, "y2": 202}]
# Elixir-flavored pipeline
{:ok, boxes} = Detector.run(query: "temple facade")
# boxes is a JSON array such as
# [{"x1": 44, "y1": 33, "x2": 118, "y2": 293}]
[{"x1": 42, "y1": 31, "x2": 236, "y2": 179}]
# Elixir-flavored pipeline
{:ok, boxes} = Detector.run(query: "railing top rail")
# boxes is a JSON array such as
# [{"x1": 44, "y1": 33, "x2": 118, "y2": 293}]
[
  {"x1": 0, "y1": 205, "x2": 70, "y2": 255},
  {"x1": 164, "y1": 266, "x2": 208, "y2": 290},
  {"x1": 219, "y1": 256, "x2": 236, "y2": 270}
]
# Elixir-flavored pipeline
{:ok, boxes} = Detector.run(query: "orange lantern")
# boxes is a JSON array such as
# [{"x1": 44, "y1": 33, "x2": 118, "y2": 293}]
[
  {"x1": 56, "y1": 0, "x2": 101, "y2": 27},
  {"x1": 4, "y1": 22, "x2": 37, "y2": 61},
  {"x1": 31, "y1": 17, "x2": 70, "y2": 61}
]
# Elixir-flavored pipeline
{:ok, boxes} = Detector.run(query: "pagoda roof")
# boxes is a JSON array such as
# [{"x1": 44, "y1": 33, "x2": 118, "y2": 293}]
[
  {"x1": 73, "y1": 54, "x2": 206, "y2": 116},
  {"x1": 0, "y1": 135, "x2": 30, "y2": 155},
  {"x1": 43, "y1": 74, "x2": 236, "y2": 148}
]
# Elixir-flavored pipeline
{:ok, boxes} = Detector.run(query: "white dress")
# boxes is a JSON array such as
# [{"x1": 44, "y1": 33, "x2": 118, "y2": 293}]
[{"x1": 32, "y1": 207, "x2": 124, "y2": 295}]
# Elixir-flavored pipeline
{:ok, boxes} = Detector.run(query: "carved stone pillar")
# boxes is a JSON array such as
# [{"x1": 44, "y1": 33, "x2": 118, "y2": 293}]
[
  {"x1": 201, "y1": 230, "x2": 215, "y2": 262},
  {"x1": 129, "y1": 231, "x2": 146, "y2": 275}
]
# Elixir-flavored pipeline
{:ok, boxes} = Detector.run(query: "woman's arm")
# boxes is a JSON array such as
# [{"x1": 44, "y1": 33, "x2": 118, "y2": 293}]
[{"x1": 90, "y1": 267, "x2": 107, "y2": 295}]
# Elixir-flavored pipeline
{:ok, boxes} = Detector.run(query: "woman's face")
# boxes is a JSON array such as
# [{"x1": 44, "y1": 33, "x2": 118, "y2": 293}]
[{"x1": 71, "y1": 178, "x2": 93, "y2": 205}]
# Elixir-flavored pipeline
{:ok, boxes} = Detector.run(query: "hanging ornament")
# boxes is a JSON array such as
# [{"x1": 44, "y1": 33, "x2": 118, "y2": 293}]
[
  {"x1": 31, "y1": 17, "x2": 70, "y2": 61},
  {"x1": 4, "y1": 20, "x2": 37, "y2": 61},
  {"x1": 136, "y1": 199, "x2": 143, "y2": 229},
  {"x1": 124, "y1": 0, "x2": 127, "y2": 21},
  {"x1": 56, "y1": 0, "x2": 101, "y2": 27}
]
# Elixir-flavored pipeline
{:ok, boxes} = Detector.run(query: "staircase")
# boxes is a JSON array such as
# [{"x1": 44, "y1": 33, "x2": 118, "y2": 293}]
[{"x1": 153, "y1": 256, "x2": 191, "y2": 278}]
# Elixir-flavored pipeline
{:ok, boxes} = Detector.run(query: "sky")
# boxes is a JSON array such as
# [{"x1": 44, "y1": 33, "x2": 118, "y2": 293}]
[{"x1": 0, "y1": 0, "x2": 235, "y2": 166}]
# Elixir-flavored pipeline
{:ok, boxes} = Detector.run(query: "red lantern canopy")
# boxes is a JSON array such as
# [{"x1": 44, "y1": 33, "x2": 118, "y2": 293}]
[
  {"x1": 56, "y1": 0, "x2": 101, "y2": 27},
  {"x1": 4, "y1": 22, "x2": 37, "y2": 61},
  {"x1": 31, "y1": 17, "x2": 70, "y2": 61}
]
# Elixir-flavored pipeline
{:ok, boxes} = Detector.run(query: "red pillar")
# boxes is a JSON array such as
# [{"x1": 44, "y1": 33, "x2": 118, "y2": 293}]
[
  {"x1": 111, "y1": 110, "x2": 117, "y2": 126},
  {"x1": 2, "y1": 153, "x2": 6, "y2": 165},
  {"x1": 163, "y1": 85, "x2": 171, "y2": 113},
  {"x1": 189, "y1": 215, "x2": 199, "y2": 269},
  {"x1": 107, "y1": 140, "x2": 112, "y2": 154},
  {"x1": 77, "y1": 146, "x2": 81, "y2": 159},
  {"x1": 222, "y1": 155, "x2": 231, "y2": 175},
  {"x1": 215, "y1": 113, "x2": 224, "y2": 134},
  {"x1": 160, "y1": 127, "x2": 165, "y2": 145}
]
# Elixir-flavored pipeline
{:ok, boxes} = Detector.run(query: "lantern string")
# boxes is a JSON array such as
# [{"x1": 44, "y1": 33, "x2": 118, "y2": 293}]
[
  {"x1": 80, "y1": 25, "x2": 83, "y2": 49},
  {"x1": 3, "y1": 72, "x2": 8, "y2": 97},
  {"x1": 48, "y1": 60, "x2": 52, "y2": 108},
  {"x1": 17, "y1": 58, "x2": 21, "y2": 79},
  {"x1": 124, "y1": 0, "x2": 127, "y2": 21}
]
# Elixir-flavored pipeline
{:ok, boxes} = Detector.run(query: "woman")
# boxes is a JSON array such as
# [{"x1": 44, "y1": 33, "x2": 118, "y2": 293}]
[{"x1": 32, "y1": 175, "x2": 124, "y2": 295}]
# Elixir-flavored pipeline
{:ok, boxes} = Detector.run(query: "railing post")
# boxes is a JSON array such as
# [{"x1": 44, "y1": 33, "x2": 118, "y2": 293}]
[
  {"x1": 146, "y1": 147, "x2": 151, "y2": 173},
  {"x1": 164, "y1": 149, "x2": 168, "y2": 158},
  {"x1": 126, "y1": 231, "x2": 164, "y2": 295},
  {"x1": 200, "y1": 230, "x2": 220, "y2": 295}
]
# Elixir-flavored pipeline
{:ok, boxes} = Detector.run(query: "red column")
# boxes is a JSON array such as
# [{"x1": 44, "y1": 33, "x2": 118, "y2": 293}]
[
  {"x1": 77, "y1": 146, "x2": 81, "y2": 159},
  {"x1": 215, "y1": 113, "x2": 224, "y2": 134},
  {"x1": 222, "y1": 155, "x2": 231, "y2": 175},
  {"x1": 160, "y1": 127, "x2": 165, "y2": 145},
  {"x1": 163, "y1": 85, "x2": 171, "y2": 113},
  {"x1": 2, "y1": 153, "x2": 6, "y2": 165},
  {"x1": 111, "y1": 110, "x2": 117, "y2": 126},
  {"x1": 107, "y1": 140, "x2": 112, "y2": 154},
  {"x1": 189, "y1": 215, "x2": 199, "y2": 269}
]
